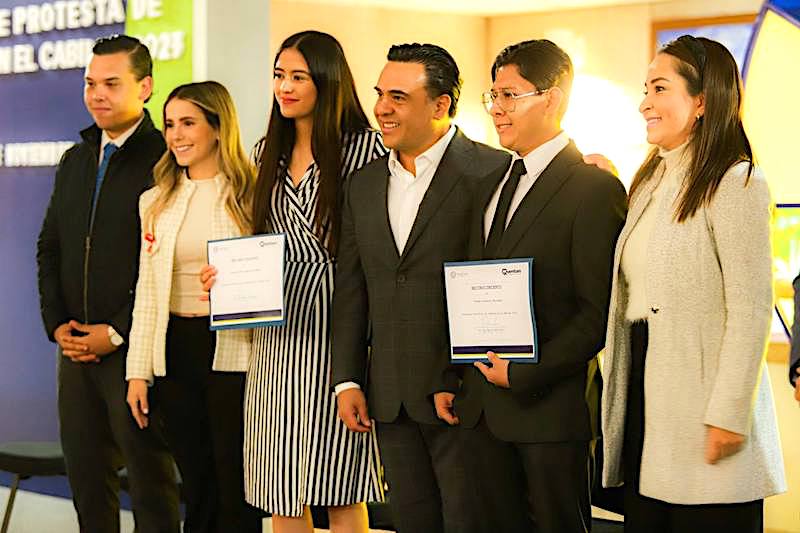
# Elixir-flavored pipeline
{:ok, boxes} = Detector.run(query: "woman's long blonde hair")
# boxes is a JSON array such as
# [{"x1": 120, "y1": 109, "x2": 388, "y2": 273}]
[{"x1": 145, "y1": 81, "x2": 255, "y2": 235}]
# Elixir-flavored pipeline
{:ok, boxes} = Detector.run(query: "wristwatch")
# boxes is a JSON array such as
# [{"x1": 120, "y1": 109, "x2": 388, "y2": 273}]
[{"x1": 108, "y1": 326, "x2": 124, "y2": 347}]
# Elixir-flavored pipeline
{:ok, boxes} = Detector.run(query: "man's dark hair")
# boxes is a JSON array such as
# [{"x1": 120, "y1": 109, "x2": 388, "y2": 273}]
[
  {"x1": 491, "y1": 39, "x2": 573, "y2": 98},
  {"x1": 387, "y1": 43, "x2": 462, "y2": 117},
  {"x1": 93, "y1": 34, "x2": 153, "y2": 81}
]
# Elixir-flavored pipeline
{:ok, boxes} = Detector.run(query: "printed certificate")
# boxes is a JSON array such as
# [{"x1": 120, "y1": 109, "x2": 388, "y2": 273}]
[
  {"x1": 207, "y1": 234, "x2": 286, "y2": 330},
  {"x1": 444, "y1": 258, "x2": 538, "y2": 364}
]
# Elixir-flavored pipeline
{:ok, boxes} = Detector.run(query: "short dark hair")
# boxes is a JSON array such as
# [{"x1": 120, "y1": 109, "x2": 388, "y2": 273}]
[
  {"x1": 492, "y1": 39, "x2": 573, "y2": 99},
  {"x1": 387, "y1": 43, "x2": 462, "y2": 117},
  {"x1": 92, "y1": 34, "x2": 153, "y2": 81}
]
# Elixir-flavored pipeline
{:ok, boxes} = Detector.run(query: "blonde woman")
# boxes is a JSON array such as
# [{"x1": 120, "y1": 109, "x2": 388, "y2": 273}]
[{"x1": 126, "y1": 81, "x2": 263, "y2": 532}]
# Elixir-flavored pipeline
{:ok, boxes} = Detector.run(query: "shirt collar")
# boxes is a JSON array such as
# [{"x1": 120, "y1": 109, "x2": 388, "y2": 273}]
[
  {"x1": 181, "y1": 170, "x2": 227, "y2": 193},
  {"x1": 388, "y1": 125, "x2": 457, "y2": 177},
  {"x1": 658, "y1": 138, "x2": 692, "y2": 174},
  {"x1": 517, "y1": 130, "x2": 570, "y2": 179},
  {"x1": 100, "y1": 113, "x2": 146, "y2": 152}
]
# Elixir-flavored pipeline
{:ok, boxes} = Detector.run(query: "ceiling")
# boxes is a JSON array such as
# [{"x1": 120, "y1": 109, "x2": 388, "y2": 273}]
[{"x1": 273, "y1": 0, "x2": 671, "y2": 16}]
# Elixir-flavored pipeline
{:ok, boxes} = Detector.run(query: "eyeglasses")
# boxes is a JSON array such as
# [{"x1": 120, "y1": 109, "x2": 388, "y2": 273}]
[{"x1": 481, "y1": 88, "x2": 549, "y2": 114}]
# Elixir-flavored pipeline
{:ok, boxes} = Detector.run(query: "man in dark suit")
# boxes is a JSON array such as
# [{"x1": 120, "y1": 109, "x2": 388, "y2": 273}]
[
  {"x1": 37, "y1": 35, "x2": 179, "y2": 532},
  {"x1": 331, "y1": 43, "x2": 509, "y2": 533},
  {"x1": 453, "y1": 39, "x2": 627, "y2": 532}
]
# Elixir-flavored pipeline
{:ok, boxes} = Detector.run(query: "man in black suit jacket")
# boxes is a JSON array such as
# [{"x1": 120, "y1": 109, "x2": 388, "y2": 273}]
[
  {"x1": 454, "y1": 40, "x2": 627, "y2": 532},
  {"x1": 331, "y1": 44, "x2": 509, "y2": 533},
  {"x1": 37, "y1": 36, "x2": 179, "y2": 531}
]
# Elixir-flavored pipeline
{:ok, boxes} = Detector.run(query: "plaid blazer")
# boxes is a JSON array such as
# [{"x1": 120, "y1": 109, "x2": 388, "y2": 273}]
[{"x1": 126, "y1": 173, "x2": 251, "y2": 382}]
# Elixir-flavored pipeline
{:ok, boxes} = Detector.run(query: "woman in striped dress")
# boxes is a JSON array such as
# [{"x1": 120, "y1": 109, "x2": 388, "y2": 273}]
[{"x1": 207, "y1": 31, "x2": 386, "y2": 532}]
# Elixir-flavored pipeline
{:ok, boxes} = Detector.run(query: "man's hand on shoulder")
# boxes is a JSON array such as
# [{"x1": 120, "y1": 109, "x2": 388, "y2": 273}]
[
  {"x1": 336, "y1": 388, "x2": 372, "y2": 433},
  {"x1": 583, "y1": 153, "x2": 618, "y2": 177}
]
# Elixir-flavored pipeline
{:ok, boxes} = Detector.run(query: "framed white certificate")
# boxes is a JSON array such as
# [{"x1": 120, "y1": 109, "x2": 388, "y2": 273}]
[
  {"x1": 444, "y1": 258, "x2": 538, "y2": 364},
  {"x1": 207, "y1": 233, "x2": 286, "y2": 330}
]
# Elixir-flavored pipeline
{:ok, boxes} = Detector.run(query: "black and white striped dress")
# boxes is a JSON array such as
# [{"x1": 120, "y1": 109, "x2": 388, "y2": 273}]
[{"x1": 243, "y1": 129, "x2": 387, "y2": 516}]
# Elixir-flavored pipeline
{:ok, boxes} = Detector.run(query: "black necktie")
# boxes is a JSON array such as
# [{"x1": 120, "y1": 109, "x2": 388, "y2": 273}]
[{"x1": 485, "y1": 159, "x2": 526, "y2": 257}]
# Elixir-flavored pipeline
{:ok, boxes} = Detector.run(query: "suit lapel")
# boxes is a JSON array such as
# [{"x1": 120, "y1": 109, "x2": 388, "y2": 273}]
[
  {"x1": 475, "y1": 163, "x2": 511, "y2": 259},
  {"x1": 372, "y1": 162, "x2": 401, "y2": 264},
  {"x1": 399, "y1": 129, "x2": 472, "y2": 261},
  {"x1": 496, "y1": 142, "x2": 581, "y2": 257}
]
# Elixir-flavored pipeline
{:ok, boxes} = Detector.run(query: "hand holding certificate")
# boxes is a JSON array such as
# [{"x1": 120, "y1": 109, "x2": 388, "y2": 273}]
[
  {"x1": 444, "y1": 258, "x2": 538, "y2": 364},
  {"x1": 207, "y1": 234, "x2": 286, "y2": 330}
]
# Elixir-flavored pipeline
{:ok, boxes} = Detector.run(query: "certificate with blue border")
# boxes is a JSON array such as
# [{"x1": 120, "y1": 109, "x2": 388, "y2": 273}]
[
  {"x1": 207, "y1": 233, "x2": 286, "y2": 331},
  {"x1": 444, "y1": 258, "x2": 538, "y2": 364}
]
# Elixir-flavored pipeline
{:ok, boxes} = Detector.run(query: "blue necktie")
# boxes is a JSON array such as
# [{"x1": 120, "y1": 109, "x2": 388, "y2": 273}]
[{"x1": 90, "y1": 142, "x2": 118, "y2": 224}]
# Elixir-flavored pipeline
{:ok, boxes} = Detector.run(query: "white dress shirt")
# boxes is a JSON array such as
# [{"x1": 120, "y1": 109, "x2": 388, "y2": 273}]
[
  {"x1": 99, "y1": 113, "x2": 145, "y2": 163},
  {"x1": 387, "y1": 125, "x2": 457, "y2": 254},
  {"x1": 334, "y1": 125, "x2": 456, "y2": 396},
  {"x1": 483, "y1": 131, "x2": 569, "y2": 241}
]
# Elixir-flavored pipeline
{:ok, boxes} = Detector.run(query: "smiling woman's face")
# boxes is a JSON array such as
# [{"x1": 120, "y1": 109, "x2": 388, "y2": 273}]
[{"x1": 639, "y1": 53, "x2": 705, "y2": 150}]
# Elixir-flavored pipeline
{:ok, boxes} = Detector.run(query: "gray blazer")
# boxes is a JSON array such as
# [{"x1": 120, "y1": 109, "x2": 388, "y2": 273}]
[{"x1": 601, "y1": 161, "x2": 786, "y2": 504}]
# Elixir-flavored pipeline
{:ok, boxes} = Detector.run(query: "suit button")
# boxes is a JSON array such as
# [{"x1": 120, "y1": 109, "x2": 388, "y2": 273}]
[
  {"x1": 651, "y1": 307, "x2": 659, "y2": 314},
  {"x1": 397, "y1": 274, "x2": 407, "y2": 284}
]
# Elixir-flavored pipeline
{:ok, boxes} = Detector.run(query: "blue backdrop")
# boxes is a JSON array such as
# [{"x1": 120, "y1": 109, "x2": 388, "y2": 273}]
[{"x1": 0, "y1": 0, "x2": 124, "y2": 441}]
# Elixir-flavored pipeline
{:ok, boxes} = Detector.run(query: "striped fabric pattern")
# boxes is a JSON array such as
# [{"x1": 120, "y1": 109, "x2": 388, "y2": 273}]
[{"x1": 244, "y1": 129, "x2": 387, "y2": 516}]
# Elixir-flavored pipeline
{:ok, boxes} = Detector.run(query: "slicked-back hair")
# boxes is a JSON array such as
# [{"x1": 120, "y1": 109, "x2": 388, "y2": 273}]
[
  {"x1": 491, "y1": 39, "x2": 574, "y2": 106},
  {"x1": 387, "y1": 43, "x2": 462, "y2": 117},
  {"x1": 92, "y1": 34, "x2": 152, "y2": 81},
  {"x1": 629, "y1": 36, "x2": 754, "y2": 222}
]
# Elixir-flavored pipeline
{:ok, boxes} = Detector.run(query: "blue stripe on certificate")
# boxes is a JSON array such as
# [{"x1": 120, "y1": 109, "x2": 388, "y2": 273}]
[{"x1": 212, "y1": 310, "x2": 283, "y2": 321}]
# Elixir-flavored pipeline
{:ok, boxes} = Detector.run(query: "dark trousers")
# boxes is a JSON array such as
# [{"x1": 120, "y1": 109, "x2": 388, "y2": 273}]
[
  {"x1": 461, "y1": 417, "x2": 591, "y2": 533},
  {"x1": 376, "y1": 408, "x2": 481, "y2": 533},
  {"x1": 623, "y1": 321, "x2": 763, "y2": 533},
  {"x1": 58, "y1": 349, "x2": 180, "y2": 533},
  {"x1": 154, "y1": 315, "x2": 263, "y2": 533}
]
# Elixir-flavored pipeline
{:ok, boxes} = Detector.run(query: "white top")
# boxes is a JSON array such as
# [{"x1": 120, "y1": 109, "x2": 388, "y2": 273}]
[
  {"x1": 170, "y1": 177, "x2": 217, "y2": 315},
  {"x1": 620, "y1": 141, "x2": 689, "y2": 321},
  {"x1": 99, "y1": 113, "x2": 145, "y2": 163},
  {"x1": 483, "y1": 131, "x2": 569, "y2": 241},
  {"x1": 387, "y1": 125, "x2": 456, "y2": 254}
]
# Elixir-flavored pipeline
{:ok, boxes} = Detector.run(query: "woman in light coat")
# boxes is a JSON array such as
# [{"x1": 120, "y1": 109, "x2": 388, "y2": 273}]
[
  {"x1": 126, "y1": 81, "x2": 263, "y2": 532},
  {"x1": 601, "y1": 36, "x2": 786, "y2": 532}
]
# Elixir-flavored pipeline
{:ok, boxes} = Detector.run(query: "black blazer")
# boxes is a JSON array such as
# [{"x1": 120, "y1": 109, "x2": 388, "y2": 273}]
[
  {"x1": 37, "y1": 111, "x2": 165, "y2": 343},
  {"x1": 455, "y1": 141, "x2": 627, "y2": 442},
  {"x1": 331, "y1": 129, "x2": 510, "y2": 425}
]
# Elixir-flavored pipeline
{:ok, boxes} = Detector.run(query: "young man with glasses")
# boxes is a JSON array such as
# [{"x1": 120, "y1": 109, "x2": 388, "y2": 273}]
[
  {"x1": 455, "y1": 39, "x2": 627, "y2": 532},
  {"x1": 37, "y1": 35, "x2": 180, "y2": 531}
]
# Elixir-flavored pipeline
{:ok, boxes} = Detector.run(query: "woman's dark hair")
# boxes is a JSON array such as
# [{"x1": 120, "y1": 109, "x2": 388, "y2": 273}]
[
  {"x1": 387, "y1": 43, "x2": 462, "y2": 117},
  {"x1": 252, "y1": 31, "x2": 370, "y2": 254},
  {"x1": 629, "y1": 35, "x2": 754, "y2": 221}
]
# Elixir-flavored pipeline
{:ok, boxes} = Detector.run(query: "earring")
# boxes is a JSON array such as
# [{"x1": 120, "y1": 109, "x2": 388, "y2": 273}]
[{"x1": 696, "y1": 114, "x2": 702, "y2": 120}]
